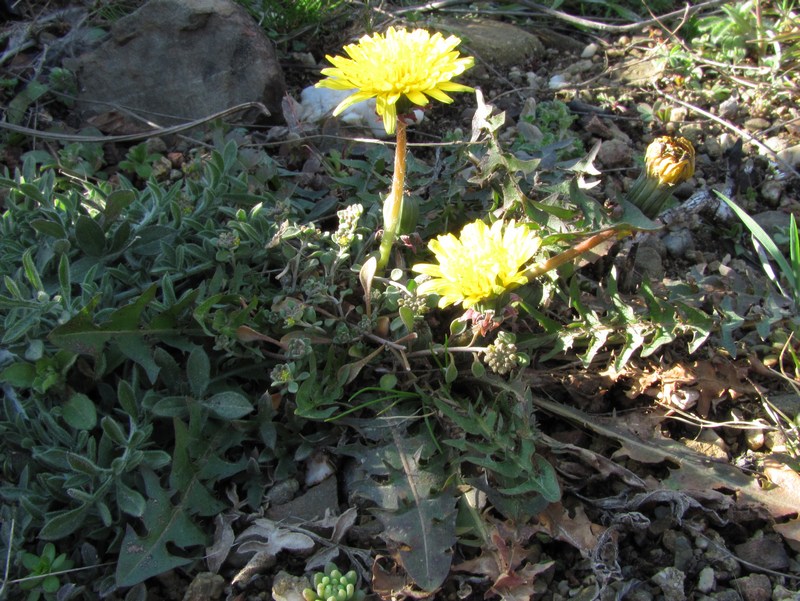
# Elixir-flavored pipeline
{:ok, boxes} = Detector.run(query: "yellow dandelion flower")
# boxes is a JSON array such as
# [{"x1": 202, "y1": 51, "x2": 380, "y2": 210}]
[
  {"x1": 316, "y1": 26, "x2": 474, "y2": 135},
  {"x1": 645, "y1": 136, "x2": 695, "y2": 185},
  {"x1": 628, "y1": 136, "x2": 696, "y2": 218},
  {"x1": 412, "y1": 219, "x2": 541, "y2": 309}
]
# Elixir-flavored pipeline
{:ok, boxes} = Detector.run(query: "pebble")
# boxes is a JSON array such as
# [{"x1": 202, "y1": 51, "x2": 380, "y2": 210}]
[
  {"x1": 662, "y1": 530, "x2": 694, "y2": 571},
  {"x1": 718, "y1": 133, "x2": 737, "y2": 154},
  {"x1": 753, "y1": 211, "x2": 789, "y2": 238},
  {"x1": 633, "y1": 246, "x2": 664, "y2": 281},
  {"x1": 662, "y1": 228, "x2": 694, "y2": 258},
  {"x1": 705, "y1": 135, "x2": 723, "y2": 158},
  {"x1": 734, "y1": 536, "x2": 790, "y2": 571},
  {"x1": 271, "y1": 571, "x2": 311, "y2": 601},
  {"x1": 651, "y1": 566, "x2": 686, "y2": 601},
  {"x1": 744, "y1": 117, "x2": 771, "y2": 131},
  {"x1": 772, "y1": 584, "x2": 800, "y2": 601},
  {"x1": 729, "y1": 574, "x2": 771, "y2": 601},
  {"x1": 713, "y1": 591, "x2": 747, "y2": 601},
  {"x1": 697, "y1": 566, "x2": 716, "y2": 593},
  {"x1": 760, "y1": 179, "x2": 784, "y2": 206},
  {"x1": 581, "y1": 42, "x2": 599, "y2": 58},
  {"x1": 597, "y1": 138, "x2": 633, "y2": 167},
  {"x1": 744, "y1": 422, "x2": 767, "y2": 451},
  {"x1": 718, "y1": 97, "x2": 739, "y2": 120},
  {"x1": 777, "y1": 144, "x2": 800, "y2": 169},
  {"x1": 548, "y1": 74, "x2": 570, "y2": 89}
]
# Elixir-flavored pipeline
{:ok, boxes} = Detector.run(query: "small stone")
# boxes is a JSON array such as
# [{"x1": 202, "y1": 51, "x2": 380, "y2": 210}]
[
  {"x1": 777, "y1": 144, "x2": 800, "y2": 170},
  {"x1": 744, "y1": 422, "x2": 767, "y2": 451},
  {"x1": 719, "y1": 133, "x2": 737, "y2": 154},
  {"x1": 704, "y1": 531, "x2": 741, "y2": 576},
  {"x1": 760, "y1": 179, "x2": 784, "y2": 206},
  {"x1": 729, "y1": 574, "x2": 771, "y2": 601},
  {"x1": 662, "y1": 228, "x2": 695, "y2": 259},
  {"x1": 772, "y1": 584, "x2": 800, "y2": 601},
  {"x1": 634, "y1": 246, "x2": 664, "y2": 282},
  {"x1": 271, "y1": 571, "x2": 311, "y2": 601},
  {"x1": 581, "y1": 42, "x2": 599, "y2": 58},
  {"x1": 718, "y1": 97, "x2": 738, "y2": 120},
  {"x1": 753, "y1": 211, "x2": 789, "y2": 238},
  {"x1": 705, "y1": 136, "x2": 723, "y2": 158},
  {"x1": 734, "y1": 536, "x2": 790, "y2": 571},
  {"x1": 681, "y1": 429, "x2": 729, "y2": 460},
  {"x1": 712, "y1": 591, "x2": 745, "y2": 601},
  {"x1": 744, "y1": 117, "x2": 771, "y2": 131},
  {"x1": 671, "y1": 106, "x2": 688, "y2": 122},
  {"x1": 264, "y1": 478, "x2": 299, "y2": 505},
  {"x1": 183, "y1": 572, "x2": 225, "y2": 601},
  {"x1": 548, "y1": 74, "x2": 570, "y2": 89},
  {"x1": 625, "y1": 586, "x2": 654, "y2": 601},
  {"x1": 662, "y1": 530, "x2": 694, "y2": 571},
  {"x1": 697, "y1": 566, "x2": 716, "y2": 593},
  {"x1": 597, "y1": 138, "x2": 633, "y2": 168},
  {"x1": 651, "y1": 566, "x2": 686, "y2": 601}
]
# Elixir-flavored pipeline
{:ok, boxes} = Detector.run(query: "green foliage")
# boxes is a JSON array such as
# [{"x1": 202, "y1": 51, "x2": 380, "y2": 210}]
[
  {"x1": 303, "y1": 563, "x2": 365, "y2": 601},
  {"x1": 19, "y1": 543, "x2": 74, "y2": 601},
  {"x1": 0, "y1": 82, "x2": 773, "y2": 598},
  {"x1": 236, "y1": 0, "x2": 345, "y2": 36}
]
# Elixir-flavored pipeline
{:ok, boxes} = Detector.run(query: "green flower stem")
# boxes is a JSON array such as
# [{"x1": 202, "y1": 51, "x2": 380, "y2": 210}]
[
  {"x1": 377, "y1": 119, "x2": 407, "y2": 271},
  {"x1": 522, "y1": 227, "x2": 627, "y2": 280},
  {"x1": 626, "y1": 172, "x2": 674, "y2": 219}
]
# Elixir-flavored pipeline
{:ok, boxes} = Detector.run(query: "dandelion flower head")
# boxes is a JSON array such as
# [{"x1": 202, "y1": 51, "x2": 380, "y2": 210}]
[
  {"x1": 412, "y1": 219, "x2": 541, "y2": 309},
  {"x1": 645, "y1": 136, "x2": 695, "y2": 186},
  {"x1": 316, "y1": 27, "x2": 474, "y2": 134}
]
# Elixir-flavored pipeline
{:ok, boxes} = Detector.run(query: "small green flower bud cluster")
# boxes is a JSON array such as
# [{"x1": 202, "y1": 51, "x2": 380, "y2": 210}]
[
  {"x1": 216, "y1": 231, "x2": 240, "y2": 249},
  {"x1": 333, "y1": 204, "x2": 364, "y2": 248},
  {"x1": 333, "y1": 322, "x2": 354, "y2": 344},
  {"x1": 286, "y1": 337, "x2": 312, "y2": 360},
  {"x1": 270, "y1": 363, "x2": 294, "y2": 385},
  {"x1": 397, "y1": 295, "x2": 429, "y2": 316},
  {"x1": 302, "y1": 563, "x2": 365, "y2": 601},
  {"x1": 484, "y1": 332, "x2": 520, "y2": 375}
]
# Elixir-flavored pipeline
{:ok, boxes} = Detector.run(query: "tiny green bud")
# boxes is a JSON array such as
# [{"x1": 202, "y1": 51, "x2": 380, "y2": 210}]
[{"x1": 303, "y1": 589, "x2": 317, "y2": 601}]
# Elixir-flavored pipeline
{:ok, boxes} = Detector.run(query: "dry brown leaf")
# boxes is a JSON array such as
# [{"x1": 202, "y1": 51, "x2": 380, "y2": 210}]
[
  {"x1": 205, "y1": 512, "x2": 236, "y2": 574},
  {"x1": 371, "y1": 555, "x2": 428, "y2": 601},
  {"x1": 452, "y1": 521, "x2": 552, "y2": 601},
  {"x1": 773, "y1": 518, "x2": 800, "y2": 552},
  {"x1": 530, "y1": 394, "x2": 799, "y2": 520},
  {"x1": 533, "y1": 502, "x2": 603, "y2": 556}
]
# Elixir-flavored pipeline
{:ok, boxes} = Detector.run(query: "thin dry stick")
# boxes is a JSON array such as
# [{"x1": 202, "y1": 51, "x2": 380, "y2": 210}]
[
  {"x1": 0, "y1": 101, "x2": 270, "y2": 143},
  {"x1": 515, "y1": 0, "x2": 730, "y2": 33},
  {"x1": 0, "y1": 518, "x2": 13, "y2": 598}
]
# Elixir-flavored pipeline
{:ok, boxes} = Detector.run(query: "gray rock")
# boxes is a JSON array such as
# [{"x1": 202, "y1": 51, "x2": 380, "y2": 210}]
[
  {"x1": 772, "y1": 584, "x2": 800, "y2": 601},
  {"x1": 744, "y1": 117, "x2": 771, "y2": 132},
  {"x1": 729, "y1": 574, "x2": 772, "y2": 601},
  {"x1": 752, "y1": 211, "x2": 789, "y2": 240},
  {"x1": 597, "y1": 138, "x2": 633, "y2": 168},
  {"x1": 663, "y1": 530, "x2": 694, "y2": 571},
  {"x1": 266, "y1": 475, "x2": 338, "y2": 523},
  {"x1": 634, "y1": 246, "x2": 664, "y2": 282},
  {"x1": 711, "y1": 591, "x2": 743, "y2": 601},
  {"x1": 697, "y1": 566, "x2": 716, "y2": 593},
  {"x1": 719, "y1": 97, "x2": 739, "y2": 120},
  {"x1": 71, "y1": 0, "x2": 285, "y2": 125},
  {"x1": 434, "y1": 17, "x2": 544, "y2": 69},
  {"x1": 651, "y1": 566, "x2": 686, "y2": 601},
  {"x1": 663, "y1": 228, "x2": 694, "y2": 258},
  {"x1": 734, "y1": 536, "x2": 790, "y2": 571}
]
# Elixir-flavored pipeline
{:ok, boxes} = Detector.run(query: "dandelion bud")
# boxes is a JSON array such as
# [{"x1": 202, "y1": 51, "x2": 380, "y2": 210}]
[{"x1": 628, "y1": 136, "x2": 695, "y2": 218}]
